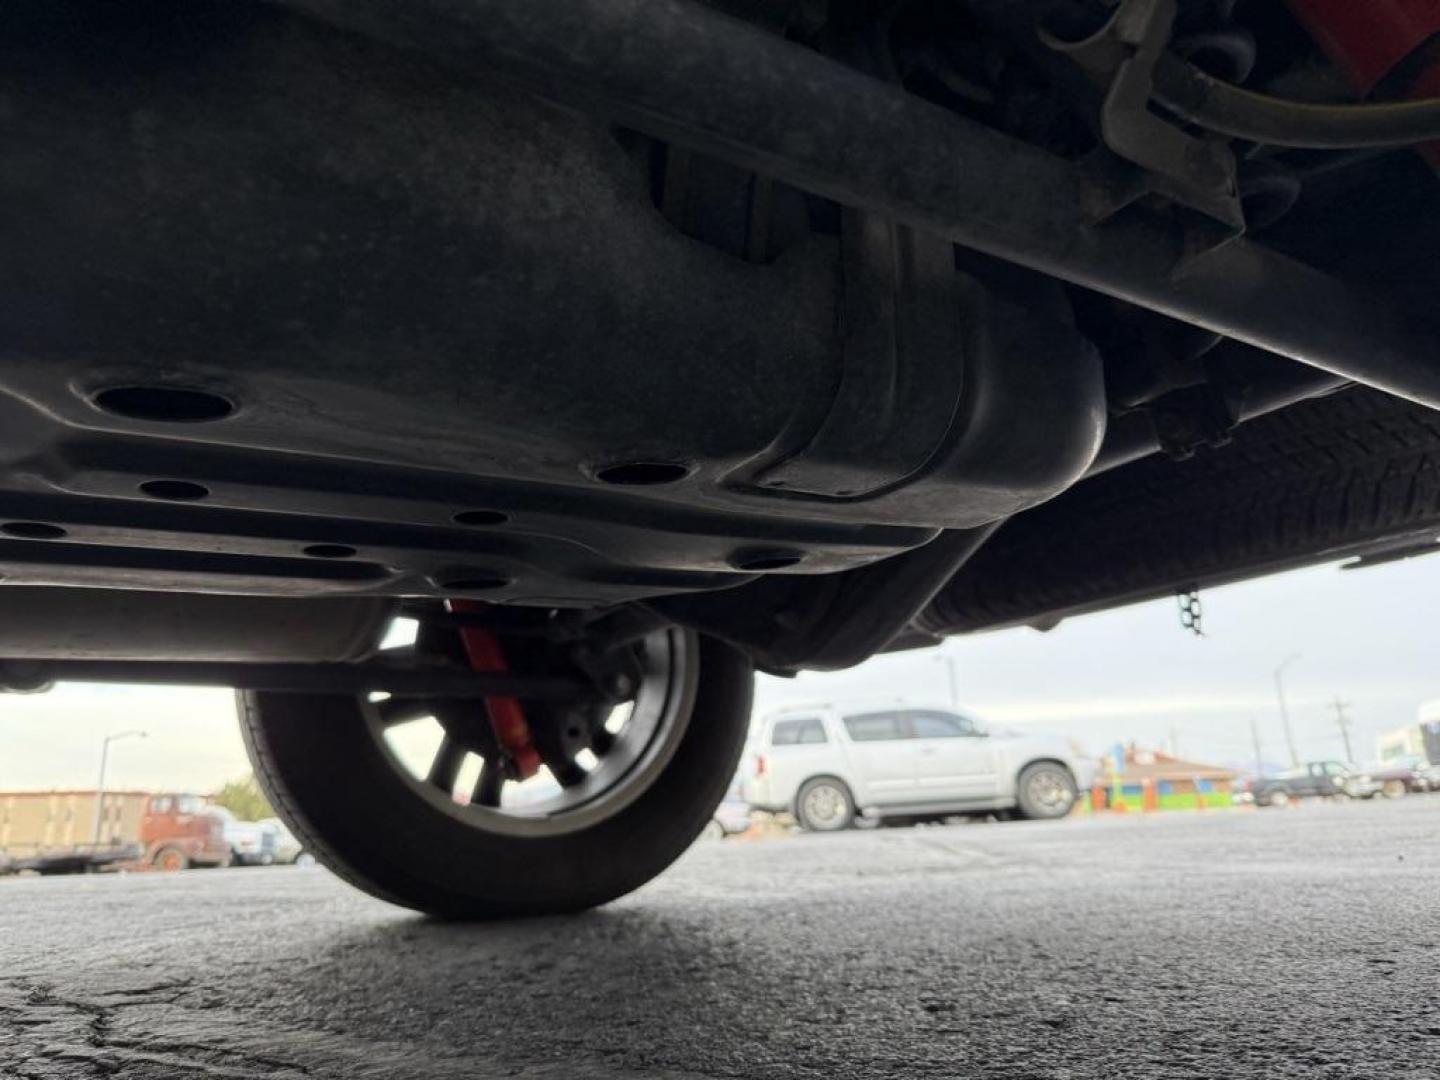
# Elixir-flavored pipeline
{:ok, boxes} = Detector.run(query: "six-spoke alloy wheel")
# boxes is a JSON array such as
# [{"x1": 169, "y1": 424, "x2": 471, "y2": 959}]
[{"x1": 240, "y1": 623, "x2": 753, "y2": 918}]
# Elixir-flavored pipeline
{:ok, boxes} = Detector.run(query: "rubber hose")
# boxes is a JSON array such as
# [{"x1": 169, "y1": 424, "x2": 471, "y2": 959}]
[{"x1": 1152, "y1": 52, "x2": 1440, "y2": 149}]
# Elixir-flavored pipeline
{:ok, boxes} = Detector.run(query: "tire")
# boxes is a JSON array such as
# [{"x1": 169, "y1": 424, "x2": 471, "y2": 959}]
[
  {"x1": 239, "y1": 631, "x2": 752, "y2": 919},
  {"x1": 1263, "y1": 789, "x2": 1291, "y2": 808},
  {"x1": 794, "y1": 777, "x2": 855, "y2": 832},
  {"x1": 1014, "y1": 761, "x2": 1078, "y2": 820},
  {"x1": 1382, "y1": 780, "x2": 1408, "y2": 799},
  {"x1": 152, "y1": 846, "x2": 189, "y2": 872},
  {"x1": 923, "y1": 388, "x2": 1440, "y2": 634}
]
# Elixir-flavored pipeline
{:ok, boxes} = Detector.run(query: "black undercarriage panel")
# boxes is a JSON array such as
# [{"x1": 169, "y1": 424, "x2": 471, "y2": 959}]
[
  {"x1": 0, "y1": 3, "x2": 1101, "y2": 608},
  {"x1": 2, "y1": 0, "x2": 1438, "y2": 673}
]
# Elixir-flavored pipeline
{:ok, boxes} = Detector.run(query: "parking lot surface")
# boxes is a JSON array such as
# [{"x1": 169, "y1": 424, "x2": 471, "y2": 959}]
[{"x1": 3, "y1": 798, "x2": 1439, "y2": 1079}]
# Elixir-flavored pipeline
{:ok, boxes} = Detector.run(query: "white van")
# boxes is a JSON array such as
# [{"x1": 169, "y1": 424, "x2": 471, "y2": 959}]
[{"x1": 741, "y1": 705, "x2": 1095, "y2": 830}]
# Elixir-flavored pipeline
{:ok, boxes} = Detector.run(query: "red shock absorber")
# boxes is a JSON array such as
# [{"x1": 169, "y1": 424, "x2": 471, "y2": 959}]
[
  {"x1": 1286, "y1": 0, "x2": 1440, "y2": 167},
  {"x1": 448, "y1": 600, "x2": 542, "y2": 780}
]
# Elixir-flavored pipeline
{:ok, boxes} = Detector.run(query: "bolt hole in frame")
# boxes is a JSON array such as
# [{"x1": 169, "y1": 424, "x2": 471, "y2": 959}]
[
  {"x1": 302, "y1": 544, "x2": 357, "y2": 559},
  {"x1": 2, "y1": 522, "x2": 67, "y2": 539},
  {"x1": 592, "y1": 461, "x2": 692, "y2": 486},
  {"x1": 139, "y1": 479, "x2": 210, "y2": 501},
  {"x1": 93, "y1": 385, "x2": 235, "y2": 423},
  {"x1": 452, "y1": 509, "x2": 509, "y2": 526}
]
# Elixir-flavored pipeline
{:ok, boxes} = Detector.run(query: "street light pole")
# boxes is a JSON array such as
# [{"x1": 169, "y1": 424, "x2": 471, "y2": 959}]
[
  {"x1": 91, "y1": 729, "x2": 147, "y2": 847},
  {"x1": 934, "y1": 654, "x2": 959, "y2": 710},
  {"x1": 1273, "y1": 655, "x2": 1301, "y2": 768}
]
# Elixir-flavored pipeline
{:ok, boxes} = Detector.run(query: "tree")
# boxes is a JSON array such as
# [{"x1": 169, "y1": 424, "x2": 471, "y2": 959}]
[{"x1": 213, "y1": 774, "x2": 274, "y2": 821}]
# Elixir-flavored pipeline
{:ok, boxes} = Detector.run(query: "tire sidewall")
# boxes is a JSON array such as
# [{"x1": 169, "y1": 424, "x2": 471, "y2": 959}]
[{"x1": 240, "y1": 634, "x2": 752, "y2": 918}]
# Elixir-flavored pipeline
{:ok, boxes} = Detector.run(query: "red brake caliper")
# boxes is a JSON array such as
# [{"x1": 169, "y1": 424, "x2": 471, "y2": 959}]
[{"x1": 448, "y1": 600, "x2": 542, "y2": 780}]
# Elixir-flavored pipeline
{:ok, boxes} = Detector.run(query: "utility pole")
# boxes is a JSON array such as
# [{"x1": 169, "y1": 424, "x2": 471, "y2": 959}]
[
  {"x1": 1273, "y1": 654, "x2": 1302, "y2": 767},
  {"x1": 1249, "y1": 717, "x2": 1265, "y2": 778},
  {"x1": 91, "y1": 730, "x2": 147, "y2": 847},
  {"x1": 1331, "y1": 697, "x2": 1355, "y2": 764}
]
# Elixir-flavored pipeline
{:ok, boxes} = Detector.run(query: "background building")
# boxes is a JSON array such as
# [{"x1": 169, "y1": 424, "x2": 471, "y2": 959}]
[
  {"x1": 1104, "y1": 748, "x2": 1238, "y2": 810},
  {"x1": 1376, "y1": 704, "x2": 1440, "y2": 762}
]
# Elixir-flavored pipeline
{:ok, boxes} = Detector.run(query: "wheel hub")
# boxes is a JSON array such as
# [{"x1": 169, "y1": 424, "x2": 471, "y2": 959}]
[
  {"x1": 803, "y1": 784, "x2": 845, "y2": 827},
  {"x1": 365, "y1": 624, "x2": 699, "y2": 838},
  {"x1": 1028, "y1": 770, "x2": 1073, "y2": 810}
]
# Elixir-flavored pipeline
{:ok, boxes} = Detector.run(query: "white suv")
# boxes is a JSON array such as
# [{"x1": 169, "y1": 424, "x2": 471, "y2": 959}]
[{"x1": 741, "y1": 705, "x2": 1095, "y2": 831}]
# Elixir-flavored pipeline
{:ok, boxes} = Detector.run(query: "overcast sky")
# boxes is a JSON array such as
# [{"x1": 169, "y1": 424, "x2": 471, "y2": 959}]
[{"x1": 1, "y1": 552, "x2": 1436, "y2": 793}]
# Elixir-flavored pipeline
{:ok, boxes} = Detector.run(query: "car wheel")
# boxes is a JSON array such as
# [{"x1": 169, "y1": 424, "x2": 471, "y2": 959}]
[
  {"x1": 701, "y1": 819, "x2": 726, "y2": 842},
  {"x1": 240, "y1": 626, "x2": 752, "y2": 919},
  {"x1": 1265, "y1": 789, "x2": 1290, "y2": 808},
  {"x1": 153, "y1": 846, "x2": 189, "y2": 872},
  {"x1": 794, "y1": 778, "x2": 855, "y2": 832},
  {"x1": 1382, "y1": 779, "x2": 1408, "y2": 799},
  {"x1": 1014, "y1": 761, "x2": 1078, "y2": 820}
]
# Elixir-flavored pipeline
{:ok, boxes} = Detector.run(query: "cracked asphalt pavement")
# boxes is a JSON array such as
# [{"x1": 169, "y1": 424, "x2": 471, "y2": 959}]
[{"x1": 3, "y1": 797, "x2": 1439, "y2": 1079}]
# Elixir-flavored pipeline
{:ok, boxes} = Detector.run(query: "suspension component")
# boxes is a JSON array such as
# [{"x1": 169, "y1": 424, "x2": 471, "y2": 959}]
[{"x1": 450, "y1": 600, "x2": 542, "y2": 779}]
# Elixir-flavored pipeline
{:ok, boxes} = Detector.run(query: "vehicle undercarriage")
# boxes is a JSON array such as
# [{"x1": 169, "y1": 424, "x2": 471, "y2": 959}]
[{"x1": 4, "y1": 0, "x2": 1438, "y2": 913}]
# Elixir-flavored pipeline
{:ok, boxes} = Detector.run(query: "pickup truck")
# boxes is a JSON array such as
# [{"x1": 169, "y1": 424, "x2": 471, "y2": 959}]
[
  {"x1": 1251, "y1": 763, "x2": 1380, "y2": 807},
  {"x1": 1364, "y1": 756, "x2": 1440, "y2": 799}
]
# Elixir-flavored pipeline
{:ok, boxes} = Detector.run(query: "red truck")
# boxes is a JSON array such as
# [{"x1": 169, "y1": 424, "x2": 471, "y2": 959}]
[
  {"x1": 0, "y1": 791, "x2": 230, "y2": 874},
  {"x1": 137, "y1": 794, "x2": 232, "y2": 871}
]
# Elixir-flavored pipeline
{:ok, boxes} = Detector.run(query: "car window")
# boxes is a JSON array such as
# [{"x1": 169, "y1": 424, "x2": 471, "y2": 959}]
[
  {"x1": 908, "y1": 711, "x2": 977, "y2": 738},
  {"x1": 1323, "y1": 762, "x2": 1346, "y2": 776},
  {"x1": 771, "y1": 717, "x2": 827, "y2": 746},
  {"x1": 795, "y1": 719, "x2": 827, "y2": 744},
  {"x1": 843, "y1": 712, "x2": 906, "y2": 742},
  {"x1": 151, "y1": 796, "x2": 172, "y2": 813}
]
